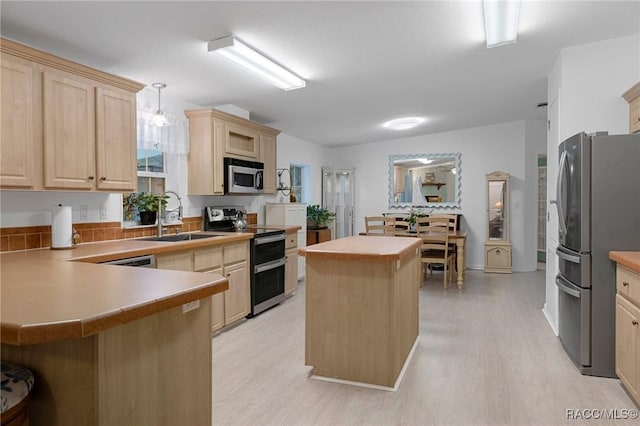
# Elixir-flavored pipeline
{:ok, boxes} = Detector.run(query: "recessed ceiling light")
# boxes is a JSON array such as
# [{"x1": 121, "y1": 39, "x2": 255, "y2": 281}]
[{"x1": 382, "y1": 117, "x2": 426, "y2": 130}]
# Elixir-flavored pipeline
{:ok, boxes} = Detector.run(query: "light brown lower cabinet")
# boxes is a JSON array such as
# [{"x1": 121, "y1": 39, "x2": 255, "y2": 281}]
[
  {"x1": 284, "y1": 232, "x2": 299, "y2": 296},
  {"x1": 615, "y1": 264, "x2": 640, "y2": 405},
  {"x1": 156, "y1": 242, "x2": 250, "y2": 334}
]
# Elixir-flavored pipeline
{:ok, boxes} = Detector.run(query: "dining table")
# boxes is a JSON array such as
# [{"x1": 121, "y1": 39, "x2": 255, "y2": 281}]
[{"x1": 363, "y1": 229, "x2": 468, "y2": 289}]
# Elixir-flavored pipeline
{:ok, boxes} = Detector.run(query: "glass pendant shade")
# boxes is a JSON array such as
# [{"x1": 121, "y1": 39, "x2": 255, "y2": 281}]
[{"x1": 150, "y1": 82, "x2": 171, "y2": 127}]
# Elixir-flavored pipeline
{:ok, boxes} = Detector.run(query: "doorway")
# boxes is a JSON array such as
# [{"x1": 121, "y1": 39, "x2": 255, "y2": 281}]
[
  {"x1": 322, "y1": 167, "x2": 355, "y2": 239},
  {"x1": 538, "y1": 155, "x2": 547, "y2": 264}
]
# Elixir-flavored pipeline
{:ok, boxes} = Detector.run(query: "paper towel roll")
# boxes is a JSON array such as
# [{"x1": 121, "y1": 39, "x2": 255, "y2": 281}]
[{"x1": 51, "y1": 205, "x2": 73, "y2": 249}]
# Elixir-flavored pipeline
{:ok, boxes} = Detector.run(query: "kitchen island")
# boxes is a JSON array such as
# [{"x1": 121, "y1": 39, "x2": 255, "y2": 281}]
[
  {"x1": 0, "y1": 241, "x2": 234, "y2": 426},
  {"x1": 299, "y1": 235, "x2": 422, "y2": 390}
]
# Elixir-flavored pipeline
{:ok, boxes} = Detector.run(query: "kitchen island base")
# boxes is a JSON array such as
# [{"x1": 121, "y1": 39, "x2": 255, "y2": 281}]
[
  {"x1": 309, "y1": 336, "x2": 419, "y2": 391},
  {"x1": 1, "y1": 298, "x2": 212, "y2": 426},
  {"x1": 302, "y1": 236, "x2": 421, "y2": 389}
]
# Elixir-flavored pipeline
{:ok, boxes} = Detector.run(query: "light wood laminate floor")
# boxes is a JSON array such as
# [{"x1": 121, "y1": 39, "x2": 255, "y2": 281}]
[{"x1": 213, "y1": 270, "x2": 636, "y2": 425}]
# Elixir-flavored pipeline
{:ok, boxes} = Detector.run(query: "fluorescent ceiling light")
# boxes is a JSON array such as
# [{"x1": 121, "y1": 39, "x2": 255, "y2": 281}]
[
  {"x1": 382, "y1": 117, "x2": 426, "y2": 131},
  {"x1": 483, "y1": 0, "x2": 521, "y2": 48},
  {"x1": 208, "y1": 36, "x2": 305, "y2": 91}
]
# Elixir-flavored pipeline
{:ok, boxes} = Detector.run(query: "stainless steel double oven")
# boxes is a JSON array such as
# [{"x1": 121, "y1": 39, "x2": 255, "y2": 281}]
[
  {"x1": 250, "y1": 229, "x2": 286, "y2": 316},
  {"x1": 203, "y1": 206, "x2": 286, "y2": 318}
]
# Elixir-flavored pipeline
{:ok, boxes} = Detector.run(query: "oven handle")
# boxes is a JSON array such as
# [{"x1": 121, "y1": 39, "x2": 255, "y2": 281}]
[
  {"x1": 254, "y1": 234, "x2": 286, "y2": 245},
  {"x1": 255, "y1": 257, "x2": 286, "y2": 274},
  {"x1": 555, "y1": 274, "x2": 581, "y2": 298}
]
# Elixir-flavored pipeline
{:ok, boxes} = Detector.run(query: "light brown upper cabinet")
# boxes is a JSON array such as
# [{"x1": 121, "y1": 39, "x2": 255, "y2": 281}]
[
  {"x1": 0, "y1": 38, "x2": 144, "y2": 191},
  {"x1": 185, "y1": 108, "x2": 280, "y2": 195},
  {"x1": 94, "y1": 88, "x2": 137, "y2": 190},
  {"x1": 225, "y1": 122, "x2": 260, "y2": 159},
  {"x1": 259, "y1": 133, "x2": 277, "y2": 194},
  {"x1": 623, "y1": 81, "x2": 640, "y2": 134},
  {"x1": 43, "y1": 70, "x2": 96, "y2": 189},
  {"x1": 0, "y1": 54, "x2": 36, "y2": 188}
]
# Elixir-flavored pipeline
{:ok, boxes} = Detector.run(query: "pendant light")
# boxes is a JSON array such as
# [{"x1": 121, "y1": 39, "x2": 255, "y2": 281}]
[{"x1": 149, "y1": 82, "x2": 170, "y2": 127}]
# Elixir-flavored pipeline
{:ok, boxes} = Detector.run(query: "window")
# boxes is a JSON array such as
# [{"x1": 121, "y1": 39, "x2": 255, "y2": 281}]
[
  {"x1": 290, "y1": 163, "x2": 310, "y2": 204},
  {"x1": 122, "y1": 148, "x2": 166, "y2": 224},
  {"x1": 136, "y1": 147, "x2": 166, "y2": 195}
]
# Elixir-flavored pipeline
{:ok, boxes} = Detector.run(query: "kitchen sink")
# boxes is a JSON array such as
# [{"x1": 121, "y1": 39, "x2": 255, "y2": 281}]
[{"x1": 139, "y1": 233, "x2": 222, "y2": 242}]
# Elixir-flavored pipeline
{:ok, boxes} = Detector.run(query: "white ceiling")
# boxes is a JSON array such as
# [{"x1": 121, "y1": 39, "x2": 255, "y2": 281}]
[{"x1": 1, "y1": 1, "x2": 639, "y2": 147}]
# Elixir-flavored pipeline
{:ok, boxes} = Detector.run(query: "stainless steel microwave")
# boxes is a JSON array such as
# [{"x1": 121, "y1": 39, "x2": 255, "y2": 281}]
[{"x1": 224, "y1": 157, "x2": 264, "y2": 194}]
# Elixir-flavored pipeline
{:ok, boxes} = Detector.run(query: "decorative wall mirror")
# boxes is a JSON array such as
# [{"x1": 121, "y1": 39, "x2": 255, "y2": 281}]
[{"x1": 388, "y1": 153, "x2": 461, "y2": 209}]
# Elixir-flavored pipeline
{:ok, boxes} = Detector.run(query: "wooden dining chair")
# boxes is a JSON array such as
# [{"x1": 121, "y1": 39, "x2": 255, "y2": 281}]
[
  {"x1": 393, "y1": 217, "x2": 411, "y2": 235},
  {"x1": 426, "y1": 215, "x2": 449, "y2": 231},
  {"x1": 429, "y1": 214, "x2": 458, "y2": 264},
  {"x1": 364, "y1": 216, "x2": 395, "y2": 235},
  {"x1": 429, "y1": 214, "x2": 457, "y2": 231},
  {"x1": 417, "y1": 222, "x2": 455, "y2": 289}
]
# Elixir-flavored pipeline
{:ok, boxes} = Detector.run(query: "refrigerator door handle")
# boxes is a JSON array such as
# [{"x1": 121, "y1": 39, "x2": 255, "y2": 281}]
[
  {"x1": 556, "y1": 275, "x2": 581, "y2": 298},
  {"x1": 556, "y1": 150, "x2": 568, "y2": 237},
  {"x1": 556, "y1": 246, "x2": 581, "y2": 264}
]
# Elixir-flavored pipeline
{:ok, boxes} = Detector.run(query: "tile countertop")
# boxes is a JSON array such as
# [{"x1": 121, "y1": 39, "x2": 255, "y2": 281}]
[
  {"x1": 0, "y1": 231, "x2": 260, "y2": 346},
  {"x1": 609, "y1": 251, "x2": 640, "y2": 273}
]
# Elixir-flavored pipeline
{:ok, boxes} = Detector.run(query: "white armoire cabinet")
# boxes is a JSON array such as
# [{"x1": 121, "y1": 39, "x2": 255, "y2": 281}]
[{"x1": 265, "y1": 203, "x2": 307, "y2": 280}]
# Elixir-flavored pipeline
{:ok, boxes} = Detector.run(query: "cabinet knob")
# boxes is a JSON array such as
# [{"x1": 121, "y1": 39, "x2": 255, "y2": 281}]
[
  {"x1": 633, "y1": 320, "x2": 638, "y2": 326},
  {"x1": 88, "y1": 176, "x2": 94, "y2": 180},
  {"x1": 623, "y1": 281, "x2": 630, "y2": 287},
  {"x1": 100, "y1": 176, "x2": 106, "y2": 181},
  {"x1": 226, "y1": 273, "x2": 231, "y2": 277},
  {"x1": 496, "y1": 249, "x2": 501, "y2": 255}
]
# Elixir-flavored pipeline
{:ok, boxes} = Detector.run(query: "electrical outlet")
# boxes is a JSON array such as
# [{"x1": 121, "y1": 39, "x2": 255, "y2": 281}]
[
  {"x1": 80, "y1": 205, "x2": 88, "y2": 220},
  {"x1": 100, "y1": 204, "x2": 108, "y2": 219},
  {"x1": 182, "y1": 300, "x2": 200, "y2": 314}
]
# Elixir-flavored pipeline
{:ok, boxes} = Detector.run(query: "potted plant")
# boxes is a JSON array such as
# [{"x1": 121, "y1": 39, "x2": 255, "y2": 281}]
[
  {"x1": 306, "y1": 204, "x2": 336, "y2": 229},
  {"x1": 136, "y1": 193, "x2": 168, "y2": 225},
  {"x1": 122, "y1": 193, "x2": 139, "y2": 222}
]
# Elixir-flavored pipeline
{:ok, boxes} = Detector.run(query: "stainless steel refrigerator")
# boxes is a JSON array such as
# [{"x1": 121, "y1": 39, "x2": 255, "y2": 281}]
[{"x1": 554, "y1": 131, "x2": 640, "y2": 377}]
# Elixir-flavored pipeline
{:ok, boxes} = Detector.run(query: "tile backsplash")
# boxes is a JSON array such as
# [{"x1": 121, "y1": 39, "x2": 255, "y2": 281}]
[
  {"x1": 0, "y1": 217, "x2": 202, "y2": 252},
  {"x1": 1, "y1": 212, "x2": 258, "y2": 252}
]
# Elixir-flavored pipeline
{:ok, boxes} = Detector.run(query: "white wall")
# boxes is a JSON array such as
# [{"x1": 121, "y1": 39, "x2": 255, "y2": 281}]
[
  {"x1": 543, "y1": 34, "x2": 640, "y2": 334},
  {"x1": 328, "y1": 119, "x2": 546, "y2": 271}
]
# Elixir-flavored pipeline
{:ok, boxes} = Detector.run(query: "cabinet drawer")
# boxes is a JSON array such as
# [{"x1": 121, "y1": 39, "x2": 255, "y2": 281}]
[
  {"x1": 617, "y1": 265, "x2": 640, "y2": 305},
  {"x1": 194, "y1": 246, "x2": 223, "y2": 271},
  {"x1": 630, "y1": 96, "x2": 640, "y2": 134},
  {"x1": 285, "y1": 233, "x2": 297, "y2": 249},
  {"x1": 156, "y1": 251, "x2": 193, "y2": 271},
  {"x1": 224, "y1": 242, "x2": 248, "y2": 264}
]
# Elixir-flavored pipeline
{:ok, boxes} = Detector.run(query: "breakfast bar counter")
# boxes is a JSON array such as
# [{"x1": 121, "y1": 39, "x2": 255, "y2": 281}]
[
  {"x1": 0, "y1": 240, "x2": 235, "y2": 426},
  {"x1": 299, "y1": 236, "x2": 422, "y2": 389}
]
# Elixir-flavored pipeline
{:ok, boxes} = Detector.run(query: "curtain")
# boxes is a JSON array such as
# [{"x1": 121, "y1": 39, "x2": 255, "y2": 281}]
[{"x1": 137, "y1": 109, "x2": 189, "y2": 155}]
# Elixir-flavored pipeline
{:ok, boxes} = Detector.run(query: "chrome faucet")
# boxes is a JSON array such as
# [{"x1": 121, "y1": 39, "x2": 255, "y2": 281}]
[{"x1": 157, "y1": 190, "x2": 183, "y2": 237}]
